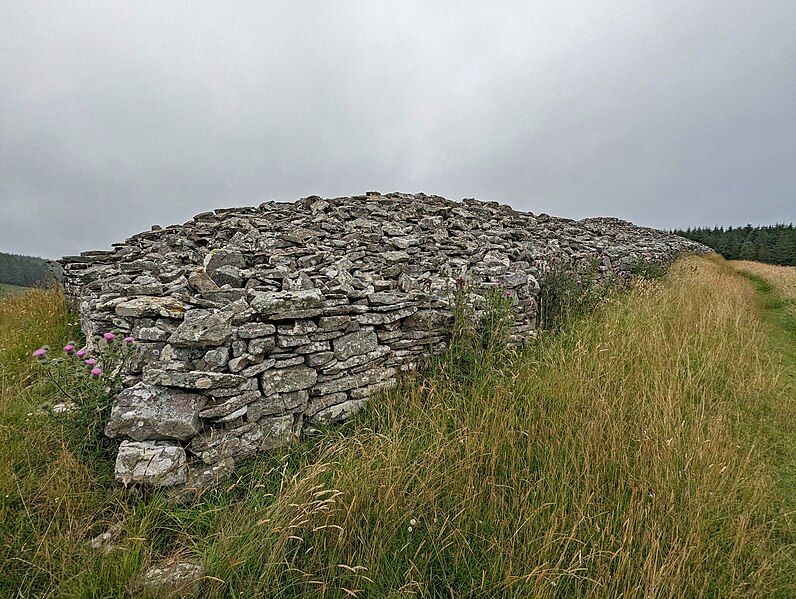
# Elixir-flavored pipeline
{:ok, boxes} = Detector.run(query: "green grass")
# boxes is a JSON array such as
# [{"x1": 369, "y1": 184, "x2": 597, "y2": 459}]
[
  {"x1": 730, "y1": 262, "x2": 796, "y2": 587},
  {"x1": 1, "y1": 257, "x2": 795, "y2": 597},
  {"x1": 0, "y1": 283, "x2": 30, "y2": 298}
]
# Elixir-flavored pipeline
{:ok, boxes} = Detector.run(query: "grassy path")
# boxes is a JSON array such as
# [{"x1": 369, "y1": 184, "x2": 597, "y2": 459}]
[
  {"x1": 729, "y1": 261, "x2": 796, "y2": 585},
  {"x1": 1, "y1": 258, "x2": 795, "y2": 597}
]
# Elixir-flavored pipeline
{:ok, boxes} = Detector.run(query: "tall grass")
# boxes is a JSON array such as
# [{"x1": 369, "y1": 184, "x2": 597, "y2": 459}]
[{"x1": 0, "y1": 257, "x2": 794, "y2": 597}]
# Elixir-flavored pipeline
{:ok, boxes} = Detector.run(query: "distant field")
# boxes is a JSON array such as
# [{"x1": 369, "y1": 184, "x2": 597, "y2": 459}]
[{"x1": 0, "y1": 283, "x2": 29, "y2": 297}]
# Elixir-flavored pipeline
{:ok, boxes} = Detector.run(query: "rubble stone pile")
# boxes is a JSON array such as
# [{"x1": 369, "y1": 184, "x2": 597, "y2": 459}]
[{"x1": 60, "y1": 192, "x2": 709, "y2": 493}]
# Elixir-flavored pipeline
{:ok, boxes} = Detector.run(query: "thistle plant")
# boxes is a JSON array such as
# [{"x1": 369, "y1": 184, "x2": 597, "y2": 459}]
[{"x1": 32, "y1": 332, "x2": 137, "y2": 459}]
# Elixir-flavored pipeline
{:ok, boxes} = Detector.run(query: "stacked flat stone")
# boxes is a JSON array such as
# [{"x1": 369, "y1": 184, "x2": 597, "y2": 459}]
[{"x1": 60, "y1": 192, "x2": 709, "y2": 492}]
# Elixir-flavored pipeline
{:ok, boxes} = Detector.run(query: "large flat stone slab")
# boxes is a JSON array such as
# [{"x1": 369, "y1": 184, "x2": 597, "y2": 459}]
[
  {"x1": 168, "y1": 309, "x2": 234, "y2": 347},
  {"x1": 250, "y1": 289, "x2": 324, "y2": 315},
  {"x1": 115, "y1": 440, "x2": 187, "y2": 487},
  {"x1": 105, "y1": 382, "x2": 206, "y2": 441}
]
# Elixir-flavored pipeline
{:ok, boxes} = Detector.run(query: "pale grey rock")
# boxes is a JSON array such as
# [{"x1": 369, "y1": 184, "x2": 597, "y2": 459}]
[
  {"x1": 127, "y1": 275, "x2": 163, "y2": 296},
  {"x1": 237, "y1": 322, "x2": 276, "y2": 338},
  {"x1": 248, "y1": 336, "x2": 275, "y2": 355},
  {"x1": 305, "y1": 392, "x2": 349, "y2": 417},
  {"x1": 51, "y1": 400, "x2": 78, "y2": 414},
  {"x1": 262, "y1": 365, "x2": 317, "y2": 395},
  {"x1": 239, "y1": 358, "x2": 275, "y2": 377},
  {"x1": 144, "y1": 369, "x2": 244, "y2": 390},
  {"x1": 250, "y1": 289, "x2": 324, "y2": 315},
  {"x1": 190, "y1": 422, "x2": 263, "y2": 463},
  {"x1": 115, "y1": 297, "x2": 187, "y2": 319},
  {"x1": 333, "y1": 328, "x2": 379, "y2": 360},
  {"x1": 383, "y1": 250, "x2": 410, "y2": 263},
  {"x1": 88, "y1": 522, "x2": 125, "y2": 554},
  {"x1": 210, "y1": 264, "x2": 245, "y2": 288},
  {"x1": 181, "y1": 459, "x2": 234, "y2": 494},
  {"x1": 168, "y1": 309, "x2": 233, "y2": 347},
  {"x1": 199, "y1": 390, "x2": 261, "y2": 419},
  {"x1": 278, "y1": 320, "x2": 318, "y2": 335},
  {"x1": 247, "y1": 391, "x2": 308, "y2": 420},
  {"x1": 231, "y1": 339, "x2": 248, "y2": 357},
  {"x1": 228, "y1": 354, "x2": 255, "y2": 372},
  {"x1": 276, "y1": 334, "x2": 311, "y2": 348},
  {"x1": 293, "y1": 340, "x2": 332, "y2": 354},
  {"x1": 259, "y1": 414, "x2": 296, "y2": 449},
  {"x1": 139, "y1": 558, "x2": 204, "y2": 598},
  {"x1": 105, "y1": 382, "x2": 205, "y2": 441},
  {"x1": 318, "y1": 315, "x2": 351, "y2": 330},
  {"x1": 349, "y1": 378, "x2": 398, "y2": 399},
  {"x1": 305, "y1": 351, "x2": 336, "y2": 368},
  {"x1": 322, "y1": 345, "x2": 390, "y2": 375},
  {"x1": 310, "y1": 367, "x2": 393, "y2": 396},
  {"x1": 115, "y1": 441, "x2": 187, "y2": 486},
  {"x1": 202, "y1": 346, "x2": 230, "y2": 369},
  {"x1": 204, "y1": 249, "x2": 246, "y2": 274},
  {"x1": 137, "y1": 326, "x2": 171, "y2": 341},
  {"x1": 214, "y1": 406, "x2": 248, "y2": 423},
  {"x1": 310, "y1": 398, "x2": 367, "y2": 424},
  {"x1": 368, "y1": 292, "x2": 404, "y2": 305},
  {"x1": 272, "y1": 355, "x2": 306, "y2": 368}
]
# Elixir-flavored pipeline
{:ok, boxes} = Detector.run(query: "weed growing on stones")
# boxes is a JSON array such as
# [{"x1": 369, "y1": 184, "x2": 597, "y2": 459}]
[
  {"x1": 631, "y1": 257, "x2": 666, "y2": 279},
  {"x1": 537, "y1": 257, "x2": 606, "y2": 332},
  {"x1": 32, "y1": 334, "x2": 137, "y2": 460},
  {"x1": 444, "y1": 278, "x2": 517, "y2": 382}
]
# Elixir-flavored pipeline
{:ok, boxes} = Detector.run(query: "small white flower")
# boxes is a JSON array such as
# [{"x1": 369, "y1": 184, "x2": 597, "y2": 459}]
[
  {"x1": 407, "y1": 526, "x2": 413, "y2": 532},
  {"x1": 409, "y1": 518, "x2": 417, "y2": 526}
]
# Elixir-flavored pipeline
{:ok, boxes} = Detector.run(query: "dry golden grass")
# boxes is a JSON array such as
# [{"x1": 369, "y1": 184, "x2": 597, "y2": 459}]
[
  {"x1": 731, "y1": 260, "x2": 796, "y2": 302},
  {"x1": 1, "y1": 258, "x2": 794, "y2": 598},
  {"x1": 202, "y1": 255, "x2": 795, "y2": 596},
  {"x1": 0, "y1": 287, "x2": 76, "y2": 391}
]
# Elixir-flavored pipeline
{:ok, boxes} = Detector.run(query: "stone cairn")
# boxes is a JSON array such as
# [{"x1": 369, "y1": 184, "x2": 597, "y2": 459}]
[{"x1": 60, "y1": 192, "x2": 708, "y2": 493}]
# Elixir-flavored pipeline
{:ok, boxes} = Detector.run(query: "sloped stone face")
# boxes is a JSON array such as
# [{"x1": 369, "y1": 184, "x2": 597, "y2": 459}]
[
  {"x1": 60, "y1": 192, "x2": 711, "y2": 494},
  {"x1": 115, "y1": 441, "x2": 187, "y2": 486},
  {"x1": 105, "y1": 382, "x2": 206, "y2": 441}
]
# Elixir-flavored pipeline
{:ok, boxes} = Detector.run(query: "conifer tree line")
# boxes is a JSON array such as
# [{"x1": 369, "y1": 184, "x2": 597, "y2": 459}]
[
  {"x1": 0, "y1": 251, "x2": 49, "y2": 287},
  {"x1": 673, "y1": 224, "x2": 796, "y2": 266}
]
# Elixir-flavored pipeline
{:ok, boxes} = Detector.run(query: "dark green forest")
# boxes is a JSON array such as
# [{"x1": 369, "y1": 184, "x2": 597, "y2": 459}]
[
  {"x1": 674, "y1": 224, "x2": 796, "y2": 266},
  {"x1": 0, "y1": 252, "x2": 50, "y2": 287}
]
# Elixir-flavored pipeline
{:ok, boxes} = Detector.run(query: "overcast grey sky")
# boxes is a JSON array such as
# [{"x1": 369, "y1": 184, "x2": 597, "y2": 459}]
[{"x1": 1, "y1": 1, "x2": 794, "y2": 259}]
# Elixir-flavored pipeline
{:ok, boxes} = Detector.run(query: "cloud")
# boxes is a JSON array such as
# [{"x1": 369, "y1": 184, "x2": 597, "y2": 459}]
[{"x1": 1, "y1": 0, "x2": 794, "y2": 258}]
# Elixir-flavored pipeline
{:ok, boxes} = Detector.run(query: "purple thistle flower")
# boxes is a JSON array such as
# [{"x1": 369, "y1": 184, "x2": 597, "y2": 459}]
[
  {"x1": 63, "y1": 344, "x2": 75, "y2": 354},
  {"x1": 90, "y1": 367, "x2": 102, "y2": 378},
  {"x1": 103, "y1": 332, "x2": 116, "y2": 341},
  {"x1": 123, "y1": 336, "x2": 135, "y2": 343},
  {"x1": 33, "y1": 348, "x2": 47, "y2": 359},
  {"x1": 84, "y1": 358, "x2": 97, "y2": 366},
  {"x1": 76, "y1": 349, "x2": 86, "y2": 359}
]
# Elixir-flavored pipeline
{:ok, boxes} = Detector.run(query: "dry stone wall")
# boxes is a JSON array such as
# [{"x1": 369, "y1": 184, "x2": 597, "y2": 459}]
[{"x1": 60, "y1": 192, "x2": 709, "y2": 493}]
